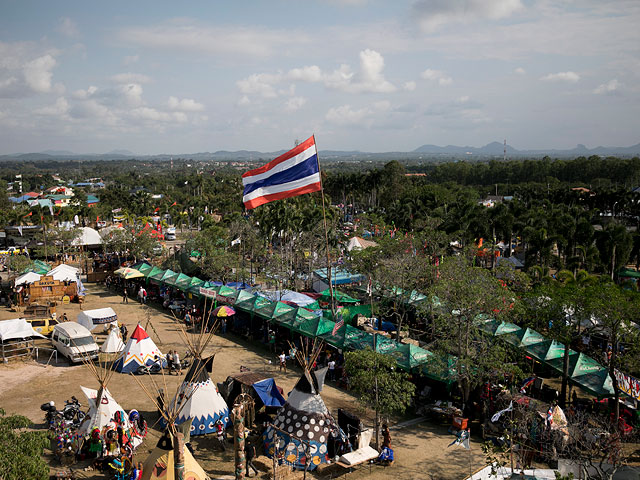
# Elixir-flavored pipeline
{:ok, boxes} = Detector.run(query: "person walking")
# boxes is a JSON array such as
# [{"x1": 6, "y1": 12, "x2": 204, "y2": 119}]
[
  {"x1": 279, "y1": 351, "x2": 287, "y2": 373},
  {"x1": 246, "y1": 440, "x2": 259, "y2": 477},
  {"x1": 173, "y1": 350, "x2": 181, "y2": 375},
  {"x1": 122, "y1": 287, "x2": 128, "y2": 304},
  {"x1": 328, "y1": 358, "x2": 336, "y2": 382}
]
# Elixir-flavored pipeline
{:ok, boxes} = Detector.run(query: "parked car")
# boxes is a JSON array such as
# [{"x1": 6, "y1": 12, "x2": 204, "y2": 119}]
[{"x1": 52, "y1": 322, "x2": 99, "y2": 363}]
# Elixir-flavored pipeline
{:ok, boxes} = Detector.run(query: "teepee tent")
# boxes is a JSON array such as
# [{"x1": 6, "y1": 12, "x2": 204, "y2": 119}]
[
  {"x1": 263, "y1": 340, "x2": 340, "y2": 470},
  {"x1": 78, "y1": 385, "x2": 131, "y2": 435},
  {"x1": 101, "y1": 327, "x2": 125, "y2": 353},
  {"x1": 141, "y1": 432, "x2": 208, "y2": 480},
  {"x1": 114, "y1": 324, "x2": 165, "y2": 373},
  {"x1": 169, "y1": 300, "x2": 230, "y2": 435}
]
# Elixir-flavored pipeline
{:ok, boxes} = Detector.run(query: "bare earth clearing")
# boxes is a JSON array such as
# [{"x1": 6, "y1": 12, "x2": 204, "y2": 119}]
[{"x1": 0, "y1": 284, "x2": 483, "y2": 479}]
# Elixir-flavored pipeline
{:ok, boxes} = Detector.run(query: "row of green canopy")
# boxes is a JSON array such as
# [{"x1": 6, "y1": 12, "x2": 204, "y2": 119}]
[
  {"x1": 130, "y1": 262, "x2": 457, "y2": 384},
  {"x1": 477, "y1": 318, "x2": 614, "y2": 398}
]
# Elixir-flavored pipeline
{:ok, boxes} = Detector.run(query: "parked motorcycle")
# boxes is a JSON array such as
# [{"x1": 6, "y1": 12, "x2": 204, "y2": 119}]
[
  {"x1": 40, "y1": 401, "x2": 58, "y2": 429},
  {"x1": 134, "y1": 361, "x2": 163, "y2": 375},
  {"x1": 61, "y1": 396, "x2": 85, "y2": 424}
]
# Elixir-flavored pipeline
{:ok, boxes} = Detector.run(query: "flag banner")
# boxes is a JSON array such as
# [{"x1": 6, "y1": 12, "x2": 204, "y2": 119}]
[
  {"x1": 17, "y1": 226, "x2": 23, "y2": 236},
  {"x1": 23, "y1": 212, "x2": 32, "y2": 217},
  {"x1": 332, "y1": 309, "x2": 345, "y2": 335},
  {"x1": 112, "y1": 208, "x2": 122, "y2": 213},
  {"x1": 48, "y1": 205, "x2": 54, "y2": 216},
  {"x1": 170, "y1": 201, "x2": 177, "y2": 207},
  {"x1": 154, "y1": 207, "x2": 160, "y2": 213},
  {"x1": 242, "y1": 136, "x2": 322, "y2": 209},
  {"x1": 491, "y1": 401, "x2": 513, "y2": 422},
  {"x1": 231, "y1": 237, "x2": 241, "y2": 247}
]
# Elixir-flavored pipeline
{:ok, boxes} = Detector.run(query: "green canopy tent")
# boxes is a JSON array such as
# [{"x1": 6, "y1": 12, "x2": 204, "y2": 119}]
[
  {"x1": 316, "y1": 318, "x2": 347, "y2": 348},
  {"x1": 343, "y1": 325, "x2": 375, "y2": 350},
  {"x1": 384, "y1": 287, "x2": 428, "y2": 306},
  {"x1": 294, "y1": 316, "x2": 322, "y2": 337},
  {"x1": 228, "y1": 289, "x2": 254, "y2": 305},
  {"x1": 319, "y1": 288, "x2": 359, "y2": 305},
  {"x1": 390, "y1": 343, "x2": 434, "y2": 371},
  {"x1": 171, "y1": 273, "x2": 193, "y2": 290},
  {"x1": 524, "y1": 339, "x2": 568, "y2": 363},
  {"x1": 147, "y1": 266, "x2": 166, "y2": 282},
  {"x1": 422, "y1": 354, "x2": 457, "y2": 385},
  {"x1": 233, "y1": 295, "x2": 262, "y2": 315},
  {"x1": 258, "y1": 301, "x2": 295, "y2": 322},
  {"x1": 159, "y1": 270, "x2": 180, "y2": 287},
  {"x1": 375, "y1": 334, "x2": 400, "y2": 355},
  {"x1": 479, "y1": 319, "x2": 522, "y2": 337},
  {"x1": 569, "y1": 354, "x2": 614, "y2": 398},
  {"x1": 500, "y1": 326, "x2": 535, "y2": 348},
  {"x1": 131, "y1": 262, "x2": 154, "y2": 277},
  {"x1": 23, "y1": 259, "x2": 51, "y2": 275}
]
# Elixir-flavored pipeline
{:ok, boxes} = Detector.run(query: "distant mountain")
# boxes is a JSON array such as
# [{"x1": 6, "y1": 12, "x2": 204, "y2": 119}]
[
  {"x1": 1, "y1": 141, "x2": 638, "y2": 163},
  {"x1": 106, "y1": 149, "x2": 135, "y2": 156},
  {"x1": 414, "y1": 141, "x2": 639, "y2": 157},
  {"x1": 40, "y1": 149, "x2": 75, "y2": 156}
]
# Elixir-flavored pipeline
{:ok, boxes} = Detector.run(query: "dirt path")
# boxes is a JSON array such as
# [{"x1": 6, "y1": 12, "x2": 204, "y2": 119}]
[{"x1": 0, "y1": 285, "x2": 484, "y2": 479}]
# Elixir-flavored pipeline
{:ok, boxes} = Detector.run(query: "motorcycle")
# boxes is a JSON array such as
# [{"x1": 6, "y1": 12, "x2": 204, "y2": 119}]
[
  {"x1": 61, "y1": 396, "x2": 85, "y2": 424},
  {"x1": 135, "y1": 361, "x2": 163, "y2": 375},
  {"x1": 40, "y1": 401, "x2": 58, "y2": 429}
]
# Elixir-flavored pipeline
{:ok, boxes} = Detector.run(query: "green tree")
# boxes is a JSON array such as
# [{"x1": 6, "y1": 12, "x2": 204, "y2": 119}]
[
  {"x1": 0, "y1": 408, "x2": 49, "y2": 480},
  {"x1": 345, "y1": 349, "x2": 415, "y2": 449}
]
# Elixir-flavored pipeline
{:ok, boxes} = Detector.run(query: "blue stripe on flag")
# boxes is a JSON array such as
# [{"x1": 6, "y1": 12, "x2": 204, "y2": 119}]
[{"x1": 243, "y1": 153, "x2": 319, "y2": 197}]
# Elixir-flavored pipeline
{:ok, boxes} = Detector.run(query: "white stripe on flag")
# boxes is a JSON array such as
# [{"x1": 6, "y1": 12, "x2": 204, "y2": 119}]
[
  {"x1": 242, "y1": 143, "x2": 317, "y2": 186},
  {"x1": 242, "y1": 172, "x2": 321, "y2": 203}
]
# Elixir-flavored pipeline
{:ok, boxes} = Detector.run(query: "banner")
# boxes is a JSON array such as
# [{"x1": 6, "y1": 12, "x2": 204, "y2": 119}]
[
  {"x1": 614, "y1": 369, "x2": 640, "y2": 401},
  {"x1": 199, "y1": 287, "x2": 217, "y2": 299}
]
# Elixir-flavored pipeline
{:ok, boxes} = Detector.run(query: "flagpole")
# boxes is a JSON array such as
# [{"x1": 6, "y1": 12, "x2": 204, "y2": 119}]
[{"x1": 313, "y1": 135, "x2": 336, "y2": 317}]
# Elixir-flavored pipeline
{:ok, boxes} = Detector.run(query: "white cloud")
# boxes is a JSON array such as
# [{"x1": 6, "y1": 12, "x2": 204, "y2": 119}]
[
  {"x1": 117, "y1": 22, "x2": 304, "y2": 58},
  {"x1": 56, "y1": 17, "x2": 79, "y2": 38},
  {"x1": 23, "y1": 55, "x2": 57, "y2": 93},
  {"x1": 168, "y1": 96, "x2": 205, "y2": 112},
  {"x1": 236, "y1": 49, "x2": 395, "y2": 98},
  {"x1": 593, "y1": 79, "x2": 621, "y2": 95},
  {"x1": 130, "y1": 106, "x2": 172, "y2": 122},
  {"x1": 541, "y1": 71, "x2": 580, "y2": 83},
  {"x1": 111, "y1": 73, "x2": 151, "y2": 84},
  {"x1": 285, "y1": 96, "x2": 307, "y2": 112},
  {"x1": 326, "y1": 105, "x2": 370, "y2": 126},
  {"x1": 237, "y1": 73, "x2": 280, "y2": 98},
  {"x1": 123, "y1": 55, "x2": 139, "y2": 66},
  {"x1": 514, "y1": 67, "x2": 526, "y2": 75},
  {"x1": 421, "y1": 69, "x2": 452, "y2": 86},
  {"x1": 72, "y1": 86, "x2": 98, "y2": 99},
  {"x1": 412, "y1": 0, "x2": 523, "y2": 32},
  {"x1": 119, "y1": 83, "x2": 144, "y2": 107},
  {"x1": 403, "y1": 81, "x2": 416, "y2": 91},
  {"x1": 35, "y1": 97, "x2": 69, "y2": 116},
  {"x1": 237, "y1": 95, "x2": 250, "y2": 107}
]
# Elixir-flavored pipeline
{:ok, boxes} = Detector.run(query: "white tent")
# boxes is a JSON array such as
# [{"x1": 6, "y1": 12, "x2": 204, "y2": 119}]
[
  {"x1": 48, "y1": 264, "x2": 79, "y2": 282},
  {"x1": 0, "y1": 318, "x2": 46, "y2": 341},
  {"x1": 114, "y1": 324, "x2": 164, "y2": 373},
  {"x1": 78, "y1": 386, "x2": 130, "y2": 435},
  {"x1": 14, "y1": 272, "x2": 42, "y2": 286},
  {"x1": 346, "y1": 236, "x2": 378, "y2": 252},
  {"x1": 72, "y1": 227, "x2": 103, "y2": 246},
  {"x1": 258, "y1": 289, "x2": 317, "y2": 307},
  {"x1": 78, "y1": 308, "x2": 118, "y2": 332},
  {"x1": 101, "y1": 327, "x2": 125, "y2": 353}
]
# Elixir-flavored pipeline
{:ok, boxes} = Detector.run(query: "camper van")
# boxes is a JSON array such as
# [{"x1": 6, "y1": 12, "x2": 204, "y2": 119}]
[{"x1": 52, "y1": 322, "x2": 99, "y2": 363}]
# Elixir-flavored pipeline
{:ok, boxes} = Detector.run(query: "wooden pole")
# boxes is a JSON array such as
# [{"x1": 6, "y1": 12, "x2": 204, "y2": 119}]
[
  {"x1": 314, "y1": 135, "x2": 336, "y2": 317},
  {"x1": 174, "y1": 431, "x2": 185, "y2": 480},
  {"x1": 233, "y1": 404, "x2": 246, "y2": 480}
]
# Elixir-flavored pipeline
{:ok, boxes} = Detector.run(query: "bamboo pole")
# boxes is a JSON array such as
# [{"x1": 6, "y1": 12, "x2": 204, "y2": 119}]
[{"x1": 314, "y1": 135, "x2": 336, "y2": 317}]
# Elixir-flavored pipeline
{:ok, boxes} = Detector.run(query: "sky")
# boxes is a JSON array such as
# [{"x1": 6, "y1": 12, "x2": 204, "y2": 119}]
[{"x1": 0, "y1": 0, "x2": 639, "y2": 154}]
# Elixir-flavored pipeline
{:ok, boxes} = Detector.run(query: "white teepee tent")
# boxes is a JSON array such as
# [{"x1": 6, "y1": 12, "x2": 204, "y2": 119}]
[
  {"x1": 101, "y1": 327, "x2": 125, "y2": 353},
  {"x1": 169, "y1": 304, "x2": 229, "y2": 435},
  {"x1": 263, "y1": 341, "x2": 339, "y2": 470},
  {"x1": 78, "y1": 385, "x2": 130, "y2": 435},
  {"x1": 114, "y1": 323, "x2": 164, "y2": 373}
]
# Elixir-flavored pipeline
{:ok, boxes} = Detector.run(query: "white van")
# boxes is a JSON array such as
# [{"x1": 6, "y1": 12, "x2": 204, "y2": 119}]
[
  {"x1": 52, "y1": 322, "x2": 99, "y2": 363},
  {"x1": 165, "y1": 227, "x2": 176, "y2": 241}
]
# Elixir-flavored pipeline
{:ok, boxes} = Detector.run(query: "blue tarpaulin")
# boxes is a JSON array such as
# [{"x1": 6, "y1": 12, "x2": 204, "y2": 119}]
[{"x1": 252, "y1": 378, "x2": 286, "y2": 407}]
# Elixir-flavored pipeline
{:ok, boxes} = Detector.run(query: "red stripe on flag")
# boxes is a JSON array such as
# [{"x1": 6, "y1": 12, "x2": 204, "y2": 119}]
[
  {"x1": 242, "y1": 136, "x2": 315, "y2": 178},
  {"x1": 243, "y1": 181, "x2": 322, "y2": 209}
]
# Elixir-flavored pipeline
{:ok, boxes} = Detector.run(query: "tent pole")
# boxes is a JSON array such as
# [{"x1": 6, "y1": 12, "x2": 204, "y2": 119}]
[
  {"x1": 314, "y1": 135, "x2": 336, "y2": 317},
  {"x1": 174, "y1": 431, "x2": 185, "y2": 480}
]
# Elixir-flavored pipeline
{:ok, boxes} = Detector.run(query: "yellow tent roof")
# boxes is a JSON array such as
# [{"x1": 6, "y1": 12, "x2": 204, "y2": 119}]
[{"x1": 141, "y1": 435, "x2": 208, "y2": 480}]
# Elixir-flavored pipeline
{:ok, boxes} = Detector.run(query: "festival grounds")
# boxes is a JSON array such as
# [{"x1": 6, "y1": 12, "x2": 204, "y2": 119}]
[{"x1": 0, "y1": 284, "x2": 484, "y2": 479}]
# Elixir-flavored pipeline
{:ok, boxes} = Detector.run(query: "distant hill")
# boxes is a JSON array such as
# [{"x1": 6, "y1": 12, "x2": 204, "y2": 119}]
[
  {"x1": 414, "y1": 142, "x2": 640, "y2": 157},
  {"x1": 1, "y1": 141, "x2": 638, "y2": 163}
]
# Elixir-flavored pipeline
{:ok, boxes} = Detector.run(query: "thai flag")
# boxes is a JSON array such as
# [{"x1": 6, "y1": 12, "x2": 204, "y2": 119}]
[{"x1": 242, "y1": 136, "x2": 322, "y2": 209}]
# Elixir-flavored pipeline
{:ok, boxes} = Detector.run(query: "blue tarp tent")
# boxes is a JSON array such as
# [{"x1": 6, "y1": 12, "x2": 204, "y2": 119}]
[
  {"x1": 253, "y1": 378, "x2": 286, "y2": 407},
  {"x1": 219, "y1": 372, "x2": 285, "y2": 411}
]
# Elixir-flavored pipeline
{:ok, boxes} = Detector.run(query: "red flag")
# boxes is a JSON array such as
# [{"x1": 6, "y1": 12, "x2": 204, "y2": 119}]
[
  {"x1": 170, "y1": 201, "x2": 177, "y2": 207},
  {"x1": 154, "y1": 207, "x2": 160, "y2": 213},
  {"x1": 97, "y1": 215, "x2": 100, "y2": 222},
  {"x1": 23, "y1": 212, "x2": 32, "y2": 217}
]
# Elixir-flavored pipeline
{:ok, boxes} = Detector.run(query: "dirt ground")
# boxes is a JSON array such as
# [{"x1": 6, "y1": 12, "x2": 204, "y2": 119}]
[{"x1": 0, "y1": 284, "x2": 485, "y2": 480}]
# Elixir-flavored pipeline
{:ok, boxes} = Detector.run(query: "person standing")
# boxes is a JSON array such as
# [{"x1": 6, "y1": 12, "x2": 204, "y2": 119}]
[
  {"x1": 279, "y1": 351, "x2": 287, "y2": 373},
  {"x1": 220, "y1": 317, "x2": 227, "y2": 334},
  {"x1": 246, "y1": 440, "x2": 258, "y2": 477},
  {"x1": 138, "y1": 287, "x2": 145, "y2": 304},
  {"x1": 122, "y1": 287, "x2": 128, "y2": 303},
  {"x1": 328, "y1": 358, "x2": 336, "y2": 382},
  {"x1": 173, "y1": 350, "x2": 181, "y2": 375}
]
